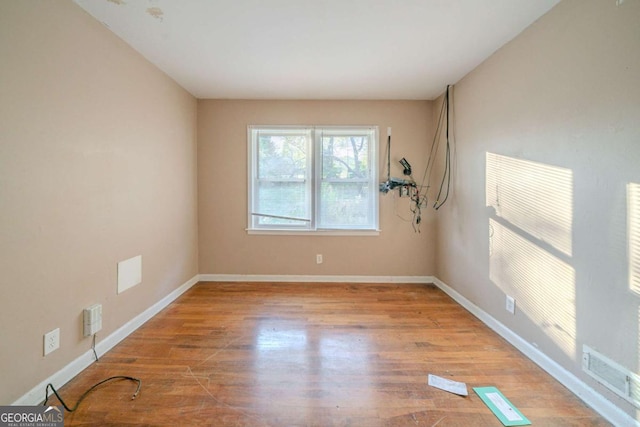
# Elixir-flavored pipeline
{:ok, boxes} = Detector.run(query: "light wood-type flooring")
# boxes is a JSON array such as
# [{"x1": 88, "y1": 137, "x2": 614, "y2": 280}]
[{"x1": 50, "y1": 282, "x2": 610, "y2": 426}]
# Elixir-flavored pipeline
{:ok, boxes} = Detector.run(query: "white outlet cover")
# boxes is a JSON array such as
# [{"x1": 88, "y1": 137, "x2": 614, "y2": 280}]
[
  {"x1": 117, "y1": 255, "x2": 142, "y2": 294},
  {"x1": 506, "y1": 296, "x2": 516, "y2": 314},
  {"x1": 44, "y1": 328, "x2": 60, "y2": 356}
]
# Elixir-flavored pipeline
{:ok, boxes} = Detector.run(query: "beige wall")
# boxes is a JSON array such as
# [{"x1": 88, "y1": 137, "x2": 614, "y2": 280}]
[
  {"x1": 436, "y1": 0, "x2": 640, "y2": 417},
  {"x1": 0, "y1": 1, "x2": 198, "y2": 404},
  {"x1": 198, "y1": 100, "x2": 436, "y2": 276}
]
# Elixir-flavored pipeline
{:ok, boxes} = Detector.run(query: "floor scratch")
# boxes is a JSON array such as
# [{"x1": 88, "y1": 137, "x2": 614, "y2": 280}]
[
  {"x1": 431, "y1": 416, "x2": 446, "y2": 427},
  {"x1": 181, "y1": 369, "x2": 211, "y2": 388},
  {"x1": 185, "y1": 366, "x2": 265, "y2": 425},
  {"x1": 197, "y1": 333, "x2": 245, "y2": 366}
]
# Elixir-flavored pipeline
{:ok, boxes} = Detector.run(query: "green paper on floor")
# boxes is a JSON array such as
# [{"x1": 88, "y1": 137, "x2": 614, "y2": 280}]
[{"x1": 473, "y1": 386, "x2": 531, "y2": 426}]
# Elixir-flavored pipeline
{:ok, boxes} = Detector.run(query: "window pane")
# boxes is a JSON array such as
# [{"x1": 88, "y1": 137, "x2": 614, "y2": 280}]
[
  {"x1": 318, "y1": 182, "x2": 371, "y2": 228},
  {"x1": 257, "y1": 181, "x2": 309, "y2": 226},
  {"x1": 249, "y1": 126, "x2": 377, "y2": 231},
  {"x1": 322, "y1": 135, "x2": 369, "y2": 179},
  {"x1": 258, "y1": 134, "x2": 308, "y2": 180}
]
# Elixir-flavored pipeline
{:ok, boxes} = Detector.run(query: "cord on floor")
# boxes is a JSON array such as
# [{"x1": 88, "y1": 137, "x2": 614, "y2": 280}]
[{"x1": 43, "y1": 376, "x2": 141, "y2": 412}]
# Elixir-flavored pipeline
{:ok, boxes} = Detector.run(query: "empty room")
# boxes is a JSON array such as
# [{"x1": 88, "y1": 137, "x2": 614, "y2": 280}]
[{"x1": 1, "y1": 0, "x2": 639, "y2": 425}]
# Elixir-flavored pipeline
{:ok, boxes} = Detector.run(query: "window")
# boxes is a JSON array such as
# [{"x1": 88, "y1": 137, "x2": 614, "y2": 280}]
[{"x1": 248, "y1": 126, "x2": 378, "y2": 233}]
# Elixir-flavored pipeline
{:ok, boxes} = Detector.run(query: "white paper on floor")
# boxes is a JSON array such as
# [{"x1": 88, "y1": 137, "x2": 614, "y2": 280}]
[{"x1": 427, "y1": 374, "x2": 468, "y2": 396}]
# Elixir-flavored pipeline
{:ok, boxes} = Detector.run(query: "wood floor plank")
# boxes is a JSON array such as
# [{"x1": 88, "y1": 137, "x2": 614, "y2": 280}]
[{"x1": 49, "y1": 282, "x2": 610, "y2": 426}]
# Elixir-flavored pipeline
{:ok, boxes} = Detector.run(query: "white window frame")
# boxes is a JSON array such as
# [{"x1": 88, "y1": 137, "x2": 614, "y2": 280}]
[{"x1": 248, "y1": 125, "x2": 379, "y2": 235}]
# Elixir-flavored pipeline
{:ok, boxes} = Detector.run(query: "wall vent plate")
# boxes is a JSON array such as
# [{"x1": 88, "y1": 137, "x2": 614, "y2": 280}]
[
  {"x1": 583, "y1": 345, "x2": 640, "y2": 408},
  {"x1": 117, "y1": 255, "x2": 142, "y2": 294}
]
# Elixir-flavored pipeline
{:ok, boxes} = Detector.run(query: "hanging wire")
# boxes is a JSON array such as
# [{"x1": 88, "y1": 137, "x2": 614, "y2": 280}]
[
  {"x1": 403, "y1": 84, "x2": 453, "y2": 231},
  {"x1": 382, "y1": 85, "x2": 454, "y2": 232},
  {"x1": 433, "y1": 85, "x2": 452, "y2": 210}
]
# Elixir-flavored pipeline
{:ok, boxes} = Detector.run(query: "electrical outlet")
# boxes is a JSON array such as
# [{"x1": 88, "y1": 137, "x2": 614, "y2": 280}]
[
  {"x1": 44, "y1": 328, "x2": 60, "y2": 356},
  {"x1": 505, "y1": 296, "x2": 516, "y2": 314},
  {"x1": 316, "y1": 254, "x2": 323, "y2": 264}
]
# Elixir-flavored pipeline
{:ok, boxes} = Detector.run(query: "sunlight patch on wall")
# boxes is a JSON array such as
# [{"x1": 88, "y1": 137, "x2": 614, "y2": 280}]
[
  {"x1": 490, "y1": 219, "x2": 576, "y2": 356},
  {"x1": 486, "y1": 153, "x2": 573, "y2": 256},
  {"x1": 630, "y1": 183, "x2": 640, "y2": 295},
  {"x1": 637, "y1": 305, "x2": 640, "y2": 411}
]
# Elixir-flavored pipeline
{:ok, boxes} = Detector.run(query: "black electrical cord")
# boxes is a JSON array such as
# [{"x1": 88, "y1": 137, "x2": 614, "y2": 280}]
[
  {"x1": 388, "y1": 84, "x2": 454, "y2": 231},
  {"x1": 43, "y1": 376, "x2": 141, "y2": 412},
  {"x1": 386, "y1": 134, "x2": 391, "y2": 183},
  {"x1": 91, "y1": 334, "x2": 99, "y2": 362},
  {"x1": 408, "y1": 84, "x2": 448, "y2": 232},
  {"x1": 396, "y1": 170, "x2": 422, "y2": 232},
  {"x1": 434, "y1": 142, "x2": 451, "y2": 210},
  {"x1": 434, "y1": 85, "x2": 452, "y2": 210},
  {"x1": 419, "y1": 90, "x2": 447, "y2": 196}
]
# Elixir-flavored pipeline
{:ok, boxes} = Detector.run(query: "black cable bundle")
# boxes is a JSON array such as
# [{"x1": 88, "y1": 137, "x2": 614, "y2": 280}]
[
  {"x1": 410, "y1": 84, "x2": 454, "y2": 231},
  {"x1": 434, "y1": 85, "x2": 452, "y2": 210},
  {"x1": 43, "y1": 376, "x2": 141, "y2": 412}
]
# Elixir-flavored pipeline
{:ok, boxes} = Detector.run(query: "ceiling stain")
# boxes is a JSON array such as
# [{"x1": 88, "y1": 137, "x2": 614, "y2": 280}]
[
  {"x1": 146, "y1": 7, "x2": 164, "y2": 21},
  {"x1": 106, "y1": 0, "x2": 126, "y2": 5}
]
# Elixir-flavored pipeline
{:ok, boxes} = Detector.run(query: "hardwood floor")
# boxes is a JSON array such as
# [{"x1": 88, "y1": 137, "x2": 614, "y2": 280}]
[{"x1": 51, "y1": 282, "x2": 610, "y2": 426}]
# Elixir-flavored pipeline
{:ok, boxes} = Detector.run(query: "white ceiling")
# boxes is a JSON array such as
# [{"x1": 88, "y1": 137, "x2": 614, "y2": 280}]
[{"x1": 74, "y1": 0, "x2": 559, "y2": 100}]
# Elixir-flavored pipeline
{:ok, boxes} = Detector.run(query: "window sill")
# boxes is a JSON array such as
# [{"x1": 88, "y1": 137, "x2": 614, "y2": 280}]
[{"x1": 246, "y1": 229, "x2": 380, "y2": 236}]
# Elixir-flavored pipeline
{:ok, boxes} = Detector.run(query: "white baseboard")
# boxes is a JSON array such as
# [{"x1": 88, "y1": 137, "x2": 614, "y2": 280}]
[
  {"x1": 430, "y1": 277, "x2": 639, "y2": 427},
  {"x1": 13, "y1": 274, "x2": 200, "y2": 406},
  {"x1": 199, "y1": 274, "x2": 435, "y2": 284}
]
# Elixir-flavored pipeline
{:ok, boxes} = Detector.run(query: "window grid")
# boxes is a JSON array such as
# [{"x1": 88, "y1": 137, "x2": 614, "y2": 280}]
[{"x1": 248, "y1": 126, "x2": 378, "y2": 233}]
